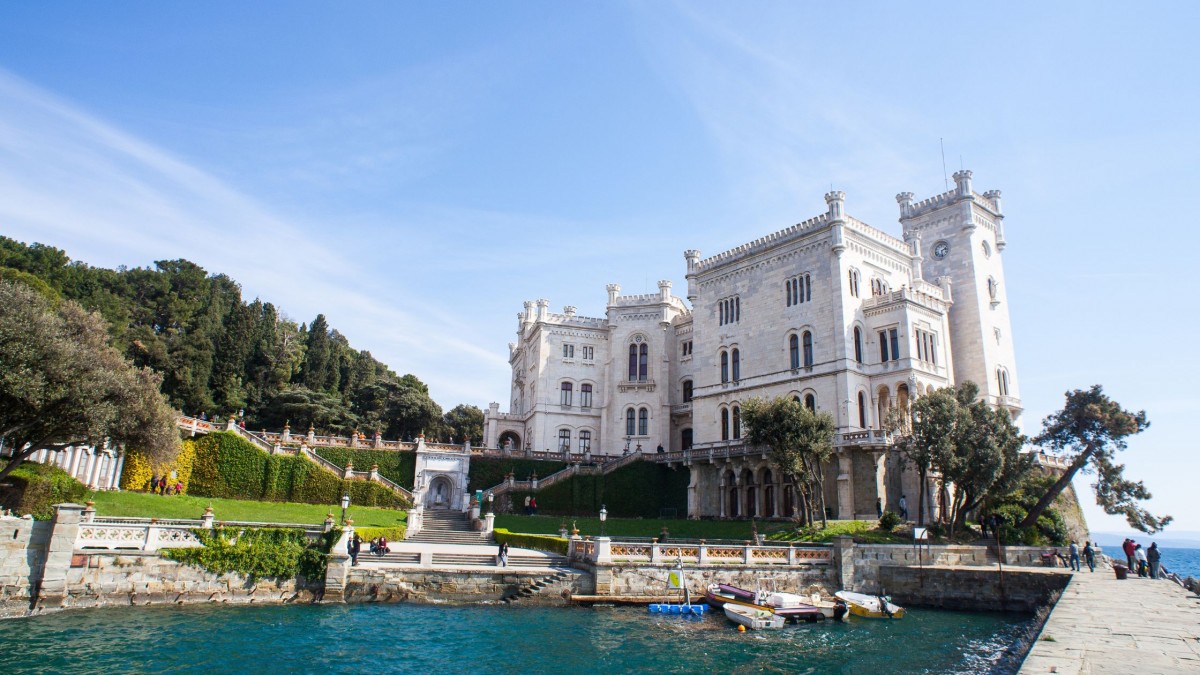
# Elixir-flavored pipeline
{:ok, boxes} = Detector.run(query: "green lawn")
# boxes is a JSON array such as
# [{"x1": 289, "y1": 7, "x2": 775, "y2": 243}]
[
  {"x1": 86, "y1": 491, "x2": 406, "y2": 528},
  {"x1": 767, "y1": 519, "x2": 909, "y2": 544}
]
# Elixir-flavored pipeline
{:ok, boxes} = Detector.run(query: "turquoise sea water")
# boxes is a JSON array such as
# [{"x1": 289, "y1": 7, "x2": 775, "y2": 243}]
[{"x1": 0, "y1": 602, "x2": 1034, "y2": 674}]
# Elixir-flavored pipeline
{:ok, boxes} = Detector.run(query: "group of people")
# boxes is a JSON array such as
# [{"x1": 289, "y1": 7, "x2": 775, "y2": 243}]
[
  {"x1": 1066, "y1": 540, "x2": 1100, "y2": 572},
  {"x1": 345, "y1": 534, "x2": 391, "y2": 566},
  {"x1": 1121, "y1": 538, "x2": 1163, "y2": 579},
  {"x1": 523, "y1": 495, "x2": 538, "y2": 515},
  {"x1": 148, "y1": 475, "x2": 183, "y2": 495}
]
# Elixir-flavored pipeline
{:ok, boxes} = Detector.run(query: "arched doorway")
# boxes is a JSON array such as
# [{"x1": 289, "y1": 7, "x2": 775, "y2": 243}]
[
  {"x1": 426, "y1": 475, "x2": 455, "y2": 509},
  {"x1": 498, "y1": 431, "x2": 521, "y2": 451},
  {"x1": 762, "y1": 468, "x2": 775, "y2": 518}
]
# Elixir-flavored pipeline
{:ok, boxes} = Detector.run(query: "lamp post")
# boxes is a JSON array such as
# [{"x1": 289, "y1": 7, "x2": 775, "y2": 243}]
[
  {"x1": 340, "y1": 494, "x2": 350, "y2": 524},
  {"x1": 487, "y1": 491, "x2": 494, "y2": 515},
  {"x1": 599, "y1": 505, "x2": 607, "y2": 537}
]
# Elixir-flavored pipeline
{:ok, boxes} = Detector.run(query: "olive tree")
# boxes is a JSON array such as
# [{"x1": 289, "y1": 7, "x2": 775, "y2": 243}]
[{"x1": 0, "y1": 280, "x2": 180, "y2": 481}]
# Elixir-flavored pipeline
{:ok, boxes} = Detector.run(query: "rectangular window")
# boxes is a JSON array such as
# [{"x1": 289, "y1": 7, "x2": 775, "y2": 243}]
[
  {"x1": 562, "y1": 344, "x2": 574, "y2": 358},
  {"x1": 578, "y1": 431, "x2": 591, "y2": 453},
  {"x1": 889, "y1": 328, "x2": 899, "y2": 362},
  {"x1": 580, "y1": 384, "x2": 592, "y2": 409},
  {"x1": 560, "y1": 383, "x2": 573, "y2": 406},
  {"x1": 581, "y1": 345, "x2": 593, "y2": 360},
  {"x1": 879, "y1": 330, "x2": 889, "y2": 362},
  {"x1": 558, "y1": 429, "x2": 571, "y2": 451}
]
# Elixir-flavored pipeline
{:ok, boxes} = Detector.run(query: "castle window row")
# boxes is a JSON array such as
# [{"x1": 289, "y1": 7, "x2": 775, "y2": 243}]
[
  {"x1": 879, "y1": 328, "x2": 900, "y2": 362},
  {"x1": 562, "y1": 343, "x2": 595, "y2": 360},
  {"x1": 848, "y1": 269, "x2": 861, "y2": 298},
  {"x1": 719, "y1": 348, "x2": 741, "y2": 383},
  {"x1": 627, "y1": 342, "x2": 649, "y2": 382},
  {"x1": 556, "y1": 428, "x2": 592, "y2": 453},
  {"x1": 720, "y1": 404, "x2": 741, "y2": 441},
  {"x1": 718, "y1": 296, "x2": 741, "y2": 325},
  {"x1": 785, "y1": 273, "x2": 812, "y2": 307},
  {"x1": 871, "y1": 278, "x2": 890, "y2": 296},
  {"x1": 559, "y1": 381, "x2": 593, "y2": 408},
  {"x1": 789, "y1": 332, "x2": 814, "y2": 369}
]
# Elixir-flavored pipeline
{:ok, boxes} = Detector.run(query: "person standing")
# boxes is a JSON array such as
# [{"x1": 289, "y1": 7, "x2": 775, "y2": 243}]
[
  {"x1": 524, "y1": 495, "x2": 531, "y2": 516},
  {"x1": 898, "y1": 495, "x2": 908, "y2": 520},
  {"x1": 349, "y1": 534, "x2": 361, "y2": 566},
  {"x1": 1068, "y1": 541, "x2": 1081, "y2": 572},
  {"x1": 1123, "y1": 538, "x2": 1136, "y2": 571},
  {"x1": 1147, "y1": 542, "x2": 1161, "y2": 579},
  {"x1": 875, "y1": 498, "x2": 883, "y2": 519},
  {"x1": 530, "y1": 496, "x2": 538, "y2": 516},
  {"x1": 1083, "y1": 542, "x2": 1096, "y2": 572},
  {"x1": 1134, "y1": 544, "x2": 1148, "y2": 577}
]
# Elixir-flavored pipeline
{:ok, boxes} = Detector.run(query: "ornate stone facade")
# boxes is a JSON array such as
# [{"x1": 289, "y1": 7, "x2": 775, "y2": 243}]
[{"x1": 484, "y1": 170, "x2": 1020, "y2": 520}]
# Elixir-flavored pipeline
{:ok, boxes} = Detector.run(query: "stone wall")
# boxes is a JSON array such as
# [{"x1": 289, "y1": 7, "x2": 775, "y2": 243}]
[
  {"x1": 56, "y1": 551, "x2": 319, "y2": 612},
  {"x1": 845, "y1": 542, "x2": 1051, "y2": 592},
  {"x1": 879, "y1": 565, "x2": 1070, "y2": 613},
  {"x1": 594, "y1": 563, "x2": 835, "y2": 598},
  {"x1": 0, "y1": 517, "x2": 51, "y2": 618},
  {"x1": 344, "y1": 566, "x2": 589, "y2": 605}
]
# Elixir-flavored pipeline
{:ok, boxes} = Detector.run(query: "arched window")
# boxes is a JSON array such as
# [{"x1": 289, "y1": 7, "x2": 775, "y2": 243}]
[
  {"x1": 558, "y1": 429, "x2": 571, "y2": 451},
  {"x1": 681, "y1": 428, "x2": 693, "y2": 450},
  {"x1": 731, "y1": 348, "x2": 741, "y2": 381},
  {"x1": 858, "y1": 392, "x2": 867, "y2": 428},
  {"x1": 802, "y1": 331, "x2": 814, "y2": 367},
  {"x1": 682, "y1": 380, "x2": 693, "y2": 403},
  {"x1": 580, "y1": 383, "x2": 593, "y2": 409},
  {"x1": 720, "y1": 407, "x2": 730, "y2": 440},
  {"x1": 804, "y1": 394, "x2": 816, "y2": 411},
  {"x1": 625, "y1": 408, "x2": 636, "y2": 436},
  {"x1": 789, "y1": 334, "x2": 799, "y2": 369},
  {"x1": 560, "y1": 382, "x2": 573, "y2": 406},
  {"x1": 732, "y1": 405, "x2": 741, "y2": 440},
  {"x1": 848, "y1": 269, "x2": 860, "y2": 298},
  {"x1": 578, "y1": 430, "x2": 591, "y2": 453},
  {"x1": 853, "y1": 327, "x2": 863, "y2": 364},
  {"x1": 628, "y1": 344, "x2": 637, "y2": 382},
  {"x1": 639, "y1": 343, "x2": 648, "y2": 381},
  {"x1": 720, "y1": 350, "x2": 729, "y2": 383},
  {"x1": 638, "y1": 407, "x2": 649, "y2": 435},
  {"x1": 997, "y1": 368, "x2": 1010, "y2": 396}
]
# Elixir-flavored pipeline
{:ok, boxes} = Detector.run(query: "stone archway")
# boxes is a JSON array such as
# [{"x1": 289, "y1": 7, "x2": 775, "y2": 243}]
[
  {"x1": 426, "y1": 475, "x2": 455, "y2": 510},
  {"x1": 498, "y1": 431, "x2": 521, "y2": 451}
]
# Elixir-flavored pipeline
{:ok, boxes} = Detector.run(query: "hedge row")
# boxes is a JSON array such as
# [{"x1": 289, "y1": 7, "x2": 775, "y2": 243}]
[
  {"x1": 314, "y1": 447, "x2": 417, "y2": 488},
  {"x1": 500, "y1": 461, "x2": 689, "y2": 519},
  {"x1": 187, "y1": 432, "x2": 408, "y2": 509},
  {"x1": 165, "y1": 526, "x2": 340, "y2": 581},
  {"x1": 494, "y1": 528, "x2": 568, "y2": 556},
  {"x1": 354, "y1": 526, "x2": 408, "y2": 542},
  {"x1": 468, "y1": 457, "x2": 568, "y2": 492},
  {"x1": 0, "y1": 461, "x2": 88, "y2": 520}
]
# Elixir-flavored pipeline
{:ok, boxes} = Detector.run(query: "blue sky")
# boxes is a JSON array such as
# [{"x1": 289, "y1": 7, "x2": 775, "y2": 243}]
[{"x1": 2, "y1": 2, "x2": 1196, "y2": 535}]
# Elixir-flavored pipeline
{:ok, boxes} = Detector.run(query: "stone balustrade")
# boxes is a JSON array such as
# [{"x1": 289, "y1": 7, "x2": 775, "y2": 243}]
[{"x1": 569, "y1": 536, "x2": 831, "y2": 567}]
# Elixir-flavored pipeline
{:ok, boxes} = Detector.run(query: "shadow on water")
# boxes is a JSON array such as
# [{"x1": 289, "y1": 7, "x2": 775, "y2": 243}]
[{"x1": 0, "y1": 602, "x2": 1035, "y2": 675}]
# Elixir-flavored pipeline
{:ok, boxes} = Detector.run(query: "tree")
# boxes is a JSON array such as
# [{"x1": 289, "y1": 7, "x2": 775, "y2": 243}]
[
  {"x1": 742, "y1": 396, "x2": 835, "y2": 528},
  {"x1": 444, "y1": 404, "x2": 485, "y2": 444},
  {"x1": 888, "y1": 387, "x2": 958, "y2": 525},
  {"x1": 0, "y1": 280, "x2": 181, "y2": 481},
  {"x1": 1021, "y1": 385, "x2": 1169, "y2": 533}
]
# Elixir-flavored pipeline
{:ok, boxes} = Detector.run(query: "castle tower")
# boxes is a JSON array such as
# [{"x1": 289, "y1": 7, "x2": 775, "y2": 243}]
[{"x1": 898, "y1": 170, "x2": 1021, "y2": 419}]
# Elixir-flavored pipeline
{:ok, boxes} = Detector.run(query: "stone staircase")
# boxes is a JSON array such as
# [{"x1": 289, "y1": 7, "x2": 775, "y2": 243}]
[
  {"x1": 503, "y1": 570, "x2": 579, "y2": 604},
  {"x1": 406, "y1": 510, "x2": 490, "y2": 545}
]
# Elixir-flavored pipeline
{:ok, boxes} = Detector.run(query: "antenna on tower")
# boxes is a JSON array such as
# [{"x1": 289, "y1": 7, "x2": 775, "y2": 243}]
[{"x1": 940, "y1": 138, "x2": 949, "y2": 191}]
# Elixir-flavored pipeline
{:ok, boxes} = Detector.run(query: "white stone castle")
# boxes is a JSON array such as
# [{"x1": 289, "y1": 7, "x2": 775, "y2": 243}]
[{"x1": 484, "y1": 170, "x2": 1020, "y2": 521}]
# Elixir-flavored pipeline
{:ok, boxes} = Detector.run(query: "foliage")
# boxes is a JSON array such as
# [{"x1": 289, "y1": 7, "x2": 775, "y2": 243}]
[
  {"x1": 353, "y1": 526, "x2": 408, "y2": 541},
  {"x1": 85, "y1": 490, "x2": 407, "y2": 527},
  {"x1": 186, "y1": 432, "x2": 408, "y2": 509},
  {"x1": 0, "y1": 460, "x2": 88, "y2": 519},
  {"x1": 121, "y1": 439, "x2": 199, "y2": 493},
  {"x1": 0, "y1": 278, "x2": 181, "y2": 481},
  {"x1": 887, "y1": 387, "x2": 956, "y2": 526},
  {"x1": 164, "y1": 526, "x2": 340, "y2": 581},
  {"x1": 496, "y1": 461, "x2": 688, "y2": 518},
  {"x1": 989, "y1": 474, "x2": 1069, "y2": 546},
  {"x1": 741, "y1": 396, "x2": 835, "y2": 527},
  {"x1": 442, "y1": 404, "x2": 484, "y2": 445},
  {"x1": 1022, "y1": 385, "x2": 1168, "y2": 533},
  {"x1": 0, "y1": 237, "x2": 452, "y2": 440},
  {"x1": 767, "y1": 519, "x2": 908, "y2": 545},
  {"x1": 878, "y1": 510, "x2": 902, "y2": 533},
  {"x1": 315, "y1": 447, "x2": 417, "y2": 488},
  {"x1": 493, "y1": 528, "x2": 568, "y2": 555}
]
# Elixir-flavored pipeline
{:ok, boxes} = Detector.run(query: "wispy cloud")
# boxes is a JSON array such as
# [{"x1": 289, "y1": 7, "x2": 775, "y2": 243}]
[{"x1": 0, "y1": 68, "x2": 510, "y2": 405}]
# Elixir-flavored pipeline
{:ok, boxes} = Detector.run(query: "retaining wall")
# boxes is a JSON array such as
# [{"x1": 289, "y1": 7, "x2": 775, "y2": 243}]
[
  {"x1": 343, "y1": 566, "x2": 588, "y2": 604},
  {"x1": 879, "y1": 565, "x2": 1071, "y2": 613}
]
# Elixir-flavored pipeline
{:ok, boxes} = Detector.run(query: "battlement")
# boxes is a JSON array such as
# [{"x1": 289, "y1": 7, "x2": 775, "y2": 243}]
[
  {"x1": 696, "y1": 212, "x2": 830, "y2": 272},
  {"x1": 844, "y1": 216, "x2": 911, "y2": 255},
  {"x1": 542, "y1": 312, "x2": 608, "y2": 328}
]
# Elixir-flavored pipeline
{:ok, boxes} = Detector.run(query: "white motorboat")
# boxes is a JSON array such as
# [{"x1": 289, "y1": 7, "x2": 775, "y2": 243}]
[
  {"x1": 834, "y1": 591, "x2": 905, "y2": 619},
  {"x1": 723, "y1": 603, "x2": 786, "y2": 630}
]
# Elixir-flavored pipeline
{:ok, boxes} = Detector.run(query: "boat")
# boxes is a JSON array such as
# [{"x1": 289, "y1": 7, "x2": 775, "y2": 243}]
[
  {"x1": 834, "y1": 591, "x2": 906, "y2": 619},
  {"x1": 723, "y1": 603, "x2": 786, "y2": 630},
  {"x1": 765, "y1": 592, "x2": 848, "y2": 622},
  {"x1": 706, "y1": 584, "x2": 830, "y2": 622}
]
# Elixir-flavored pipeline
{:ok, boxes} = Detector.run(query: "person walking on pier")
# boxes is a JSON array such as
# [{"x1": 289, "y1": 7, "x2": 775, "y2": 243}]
[
  {"x1": 1068, "y1": 541, "x2": 1081, "y2": 572},
  {"x1": 1147, "y1": 542, "x2": 1161, "y2": 579},
  {"x1": 1083, "y1": 542, "x2": 1096, "y2": 572}
]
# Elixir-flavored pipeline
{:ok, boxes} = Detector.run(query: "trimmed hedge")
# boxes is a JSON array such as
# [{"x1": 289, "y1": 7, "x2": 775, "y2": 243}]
[
  {"x1": 314, "y1": 447, "x2": 417, "y2": 488},
  {"x1": 494, "y1": 528, "x2": 568, "y2": 556},
  {"x1": 468, "y1": 457, "x2": 568, "y2": 492},
  {"x1": 0, "y1": 461, "x2": 88, "y2": 520},
  {"x1": 502, "y1": 461, "x2": 689, "y2": 518},
  {"x1": 187, "y1": 432, "x2": 408, "y2": 509},
  {"x1": 354, "y1": 526, "x2": 407, "y2": 542}
]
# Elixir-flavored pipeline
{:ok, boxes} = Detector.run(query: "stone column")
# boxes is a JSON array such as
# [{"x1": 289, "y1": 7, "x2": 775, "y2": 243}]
[
  {"x1": 86, "y1": 452, "x2": 103, "y2": 489},
  {"x1": 81, "y1": 450, "x2": 97, "y2": 489},
  {"x1": 68, "y1": 448, "x2": 84, "y2": 481},
  {"x1": 483, "y1": 512, "x2": 495, "y2": 534},
  {"x1": 836, "y1": 451, "x2": 854, "y2": 519},
  {"x1": 323, "y1": 528, "x2": 353, "y2": 603},
  {"x1": 832, "y1": 535, "x2": 855, "y2": 592},
  {"x1": 36, "y1": 503, "x2": 84, "y2": 609},
  {"x1": 108, "y1": 450, "x2": 125, "y2": 490},
  {"x1": 593, "y1": 536, "x2": 612, "y2": 564}
]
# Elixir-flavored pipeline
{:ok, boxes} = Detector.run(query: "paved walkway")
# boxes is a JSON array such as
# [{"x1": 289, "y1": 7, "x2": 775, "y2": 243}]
[{"x1": 1020, "y1": 562, "x2": 1200, "y2": 674}]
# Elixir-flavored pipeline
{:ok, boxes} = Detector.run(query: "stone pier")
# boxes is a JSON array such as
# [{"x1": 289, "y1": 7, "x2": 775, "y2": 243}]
[{"x1": 1020, "y1": 563, "x2": 1200, "y2": 673}]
